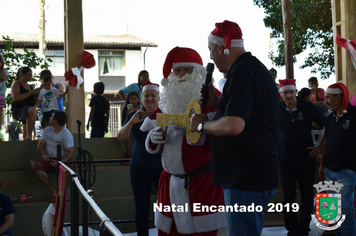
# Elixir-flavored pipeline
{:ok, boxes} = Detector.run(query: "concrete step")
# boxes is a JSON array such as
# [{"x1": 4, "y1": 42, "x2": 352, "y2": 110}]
[
  {"x1": 1, "y1": 165, "x2": 137, "y2": 200},
  {"x1": 0, "y1": 140, "x2": 39, "y2": 171},
  {"x1": 0, "y1": 137, "x2": 127, "y2": 172},
  {"x1": 1, "y1": 170, "x2": 58, "y2": 200}
]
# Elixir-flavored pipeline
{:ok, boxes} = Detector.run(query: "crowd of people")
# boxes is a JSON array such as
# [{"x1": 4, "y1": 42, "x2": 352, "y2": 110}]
[
  {"x1": 0, "y1": 67, "x2": 70, "y2": 141},
  {"x1": 117, "y1": 20, "x2": 356, "y2": 236},
  {"x1": 0, "y1": 65, "x2": 113, "y2": 141},
  {"x1": 1, "y1": 19, "x2": 356, "y2": 236}
]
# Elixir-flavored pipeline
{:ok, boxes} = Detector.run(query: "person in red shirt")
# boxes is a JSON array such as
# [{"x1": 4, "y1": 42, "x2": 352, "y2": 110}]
[{"x1": 308, "y1": 77, "x2": 325, "y2": 105}]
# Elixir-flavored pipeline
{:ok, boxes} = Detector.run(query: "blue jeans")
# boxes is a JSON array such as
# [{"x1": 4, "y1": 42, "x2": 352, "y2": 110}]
[
  {"x1": 324, "y1": 168, "x2": 356, "y2": 236},
  {"x1": 223, "y1": 188, "x2": 277, "y2": 236}
]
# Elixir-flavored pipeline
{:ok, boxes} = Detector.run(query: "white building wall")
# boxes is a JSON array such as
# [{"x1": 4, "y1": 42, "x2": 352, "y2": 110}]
[
  {"x1": 124, "y1": 50, "x2": 144, "y2": 87},
  {"x1": 83, "y1": 49, "x2": 144, "y2": 92}
]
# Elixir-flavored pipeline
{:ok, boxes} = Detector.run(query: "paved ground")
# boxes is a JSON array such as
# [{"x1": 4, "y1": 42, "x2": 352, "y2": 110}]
[
  {"x1": 63, "y1": 222, "x2": 329, "y2": 236},
  {"x1": 123, "y1": 225, "x2": 326, "y2": 236}
]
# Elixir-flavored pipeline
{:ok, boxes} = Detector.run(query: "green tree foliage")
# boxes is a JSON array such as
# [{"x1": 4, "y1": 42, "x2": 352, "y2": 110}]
[
  {"x1": 253, "y1": 0, "x2": 333, "y2": 80},
  {"x1": 0, "y1": 35, "x2": 52, "y2": 105}
]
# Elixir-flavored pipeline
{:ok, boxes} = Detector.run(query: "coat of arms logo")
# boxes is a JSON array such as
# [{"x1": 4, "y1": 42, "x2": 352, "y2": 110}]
[
  {"x1": 312, "y1": 181, "x2": 346, "y2": 230},
  {"x1": 297, "y1": 112, "x2": 304, "y2": 121},
  {"x1": 343, "y1": 120, "x2": 350, "y2": 129}
]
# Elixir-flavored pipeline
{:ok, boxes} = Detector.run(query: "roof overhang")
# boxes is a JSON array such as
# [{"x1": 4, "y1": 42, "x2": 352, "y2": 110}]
[{"x1": 0, "y1": 33, "x2": 158, "y2": 50}]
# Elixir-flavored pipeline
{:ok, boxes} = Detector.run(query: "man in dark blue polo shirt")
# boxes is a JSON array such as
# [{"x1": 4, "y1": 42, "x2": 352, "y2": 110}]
[
  {"x1": 190, "y1": 20, "x2": 279, "y2": 236},
  {"x1": 278, "y1": 79, "x2": 326, "y2": 236},
  {"x1": 321, "y1": 83, "x2": 356, "y2": 235},
  {"x1": 0, "y1": 181, "x2": 15, "y2": 236}
]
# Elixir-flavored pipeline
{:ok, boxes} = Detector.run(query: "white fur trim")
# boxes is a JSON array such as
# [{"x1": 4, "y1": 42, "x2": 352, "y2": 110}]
[
  {"x1": 161, "y1": 128, "x2": 185, "y2": 174},
  {"x1": 145, "y1": 129, "x2": 162, "y2": 154},
  {"x1": 172, "y1": 62, "x2": 204, "y2": 69},
  {"x1": 208, "y1": 33, "x2": 244, "y2": 48},
  {"x1": 170, "y1": 176, "x2": 195, "y2": 233},
  {"x1": 140, "y1": 118, "x2": 156, "y2": 132},
  {"x1": 192, "y1": 212, "x2": 227, "y2": 233},
  {"x1": 207, "y1": 111, "x2": 216, "y2": 121},
  {"x1": 161, "y1": 78, "x2": 169, "y2": 86},
  {"x1": 224, "y1": 49, "x2": 229, "y2": 55},
  {"x1": 155, "y1": 175, "x2": 228, "y2": 234},
  {"x1": 155, "y1": 211, "x2": 173, "y2": 234},
  {"x1": 279, "y1": 85, "x2": 296, "y2": 92},
  {"x1": 326, "y1": 88, "x2": 343, "y2": 94},
  {"x1": 142, "y1": 84, "x2": 159, "y2": 92}
]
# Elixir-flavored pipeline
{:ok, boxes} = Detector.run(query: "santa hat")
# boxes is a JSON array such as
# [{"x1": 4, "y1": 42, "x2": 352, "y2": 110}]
[
  {"x1": 0, "y1": 181, "x2": 2, "y2": 186},
  {"x1": 162, "y1": 47, "x2": 203, "y2": 84},
  {"x1": 208, "y1": 20, "x2": 244, "y2": 55},
  {"x1": 336, "y1": 35, "x2": 356, "y2": 69},
  {"x1": 142, "y1": 81, "x2": 159, "y2": 92},
  {"x1": 279, "y1": 79, "x2": 296, "y2": 92},
  {"x1": 326, "y1": 82, "x2": 349, "y2": 113}
]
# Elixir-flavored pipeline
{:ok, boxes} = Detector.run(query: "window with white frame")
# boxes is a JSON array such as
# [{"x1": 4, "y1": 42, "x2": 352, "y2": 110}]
[
  {"x1": 45, "y1": 50, "x2": 65, "y2": 76},
  {"x1": 98, "y1": 51, "x2": 125, "y2": 76}
]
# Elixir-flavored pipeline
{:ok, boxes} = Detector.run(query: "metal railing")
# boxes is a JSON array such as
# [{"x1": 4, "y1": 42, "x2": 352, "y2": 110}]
[
  {"x1": 108, "y1": 101, "x2": 124, "y2": 138},
  {"x1": 58, "y1": 161, "x2": 124, "y2": 236}
]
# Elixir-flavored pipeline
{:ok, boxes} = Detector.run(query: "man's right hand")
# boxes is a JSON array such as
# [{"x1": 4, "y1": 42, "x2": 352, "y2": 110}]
[
  {"x1": 42, "y1": 154, "x2": 49, "y2": 162},
  {"x1": 49, "y1": 158, "x2": 57, "y2": 168},
  {"x1": 199, "y1": 82, "x2": 218, "y2": 110}
]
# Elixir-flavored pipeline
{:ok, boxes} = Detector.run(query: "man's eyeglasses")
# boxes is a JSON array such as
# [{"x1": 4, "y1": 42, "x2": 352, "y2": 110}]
[{"x1": 143, "y1": 94, "x2": 158, "y2": 98}]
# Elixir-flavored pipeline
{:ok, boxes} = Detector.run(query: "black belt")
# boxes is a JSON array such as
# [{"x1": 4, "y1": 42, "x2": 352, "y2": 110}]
[{"x1": 173, "y1": 161, "x2": 211, "y2": 189}]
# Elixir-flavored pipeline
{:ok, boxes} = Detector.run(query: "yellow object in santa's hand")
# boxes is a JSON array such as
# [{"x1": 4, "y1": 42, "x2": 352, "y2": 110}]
[{"x1": 157, "y1": 99, "x2": 201, "y2": 144}]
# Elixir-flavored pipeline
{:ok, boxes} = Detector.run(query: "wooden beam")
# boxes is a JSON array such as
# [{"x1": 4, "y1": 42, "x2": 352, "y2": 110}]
[
  {"x1": 39, "y1": 0, "x2": 46, "y2": 59},
  {"x1": 332, "y1": 0, "x2": 356, "y2": 97},
  {"x1": 344, "y1": 0, "x2": 356, "y2": 97},
  {"x1": 64, "y1": 0, "x2": 85, "y2": 133},
  {"x1": 282, "y1": 0, "x2": 294, "y2": 79}
]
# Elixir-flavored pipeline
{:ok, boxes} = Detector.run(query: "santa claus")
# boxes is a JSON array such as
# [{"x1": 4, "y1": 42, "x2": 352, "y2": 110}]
[{"x1": 140, "y1": 47, "x2": 227, "y2": 236}]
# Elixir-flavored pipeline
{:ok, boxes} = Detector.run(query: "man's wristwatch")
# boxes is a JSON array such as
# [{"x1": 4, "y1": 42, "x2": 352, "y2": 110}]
[{"x1": 197, "y1": 122, "x2": 205, "y2": 133}]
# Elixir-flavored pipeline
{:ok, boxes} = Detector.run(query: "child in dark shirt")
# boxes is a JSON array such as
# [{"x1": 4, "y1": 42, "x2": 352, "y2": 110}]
[{"x1": 86, "y1": 82, "x2": 110, "y2": 138}]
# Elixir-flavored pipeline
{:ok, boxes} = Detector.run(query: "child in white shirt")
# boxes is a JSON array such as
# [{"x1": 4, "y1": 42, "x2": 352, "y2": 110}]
[{"x1": 33, "y1": 75, "x2": 68, "y2": 128}]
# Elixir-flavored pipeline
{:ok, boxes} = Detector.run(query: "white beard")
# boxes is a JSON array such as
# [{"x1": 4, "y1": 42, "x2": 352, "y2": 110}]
[{"x1": 159, "y1": 67, "x2": 206, "y2": 114}]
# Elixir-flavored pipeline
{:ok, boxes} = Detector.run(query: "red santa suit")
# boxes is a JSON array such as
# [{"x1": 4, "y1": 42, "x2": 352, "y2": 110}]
[{"x1": 141, "y1": 105, "x2": 227, "y2": 235}]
